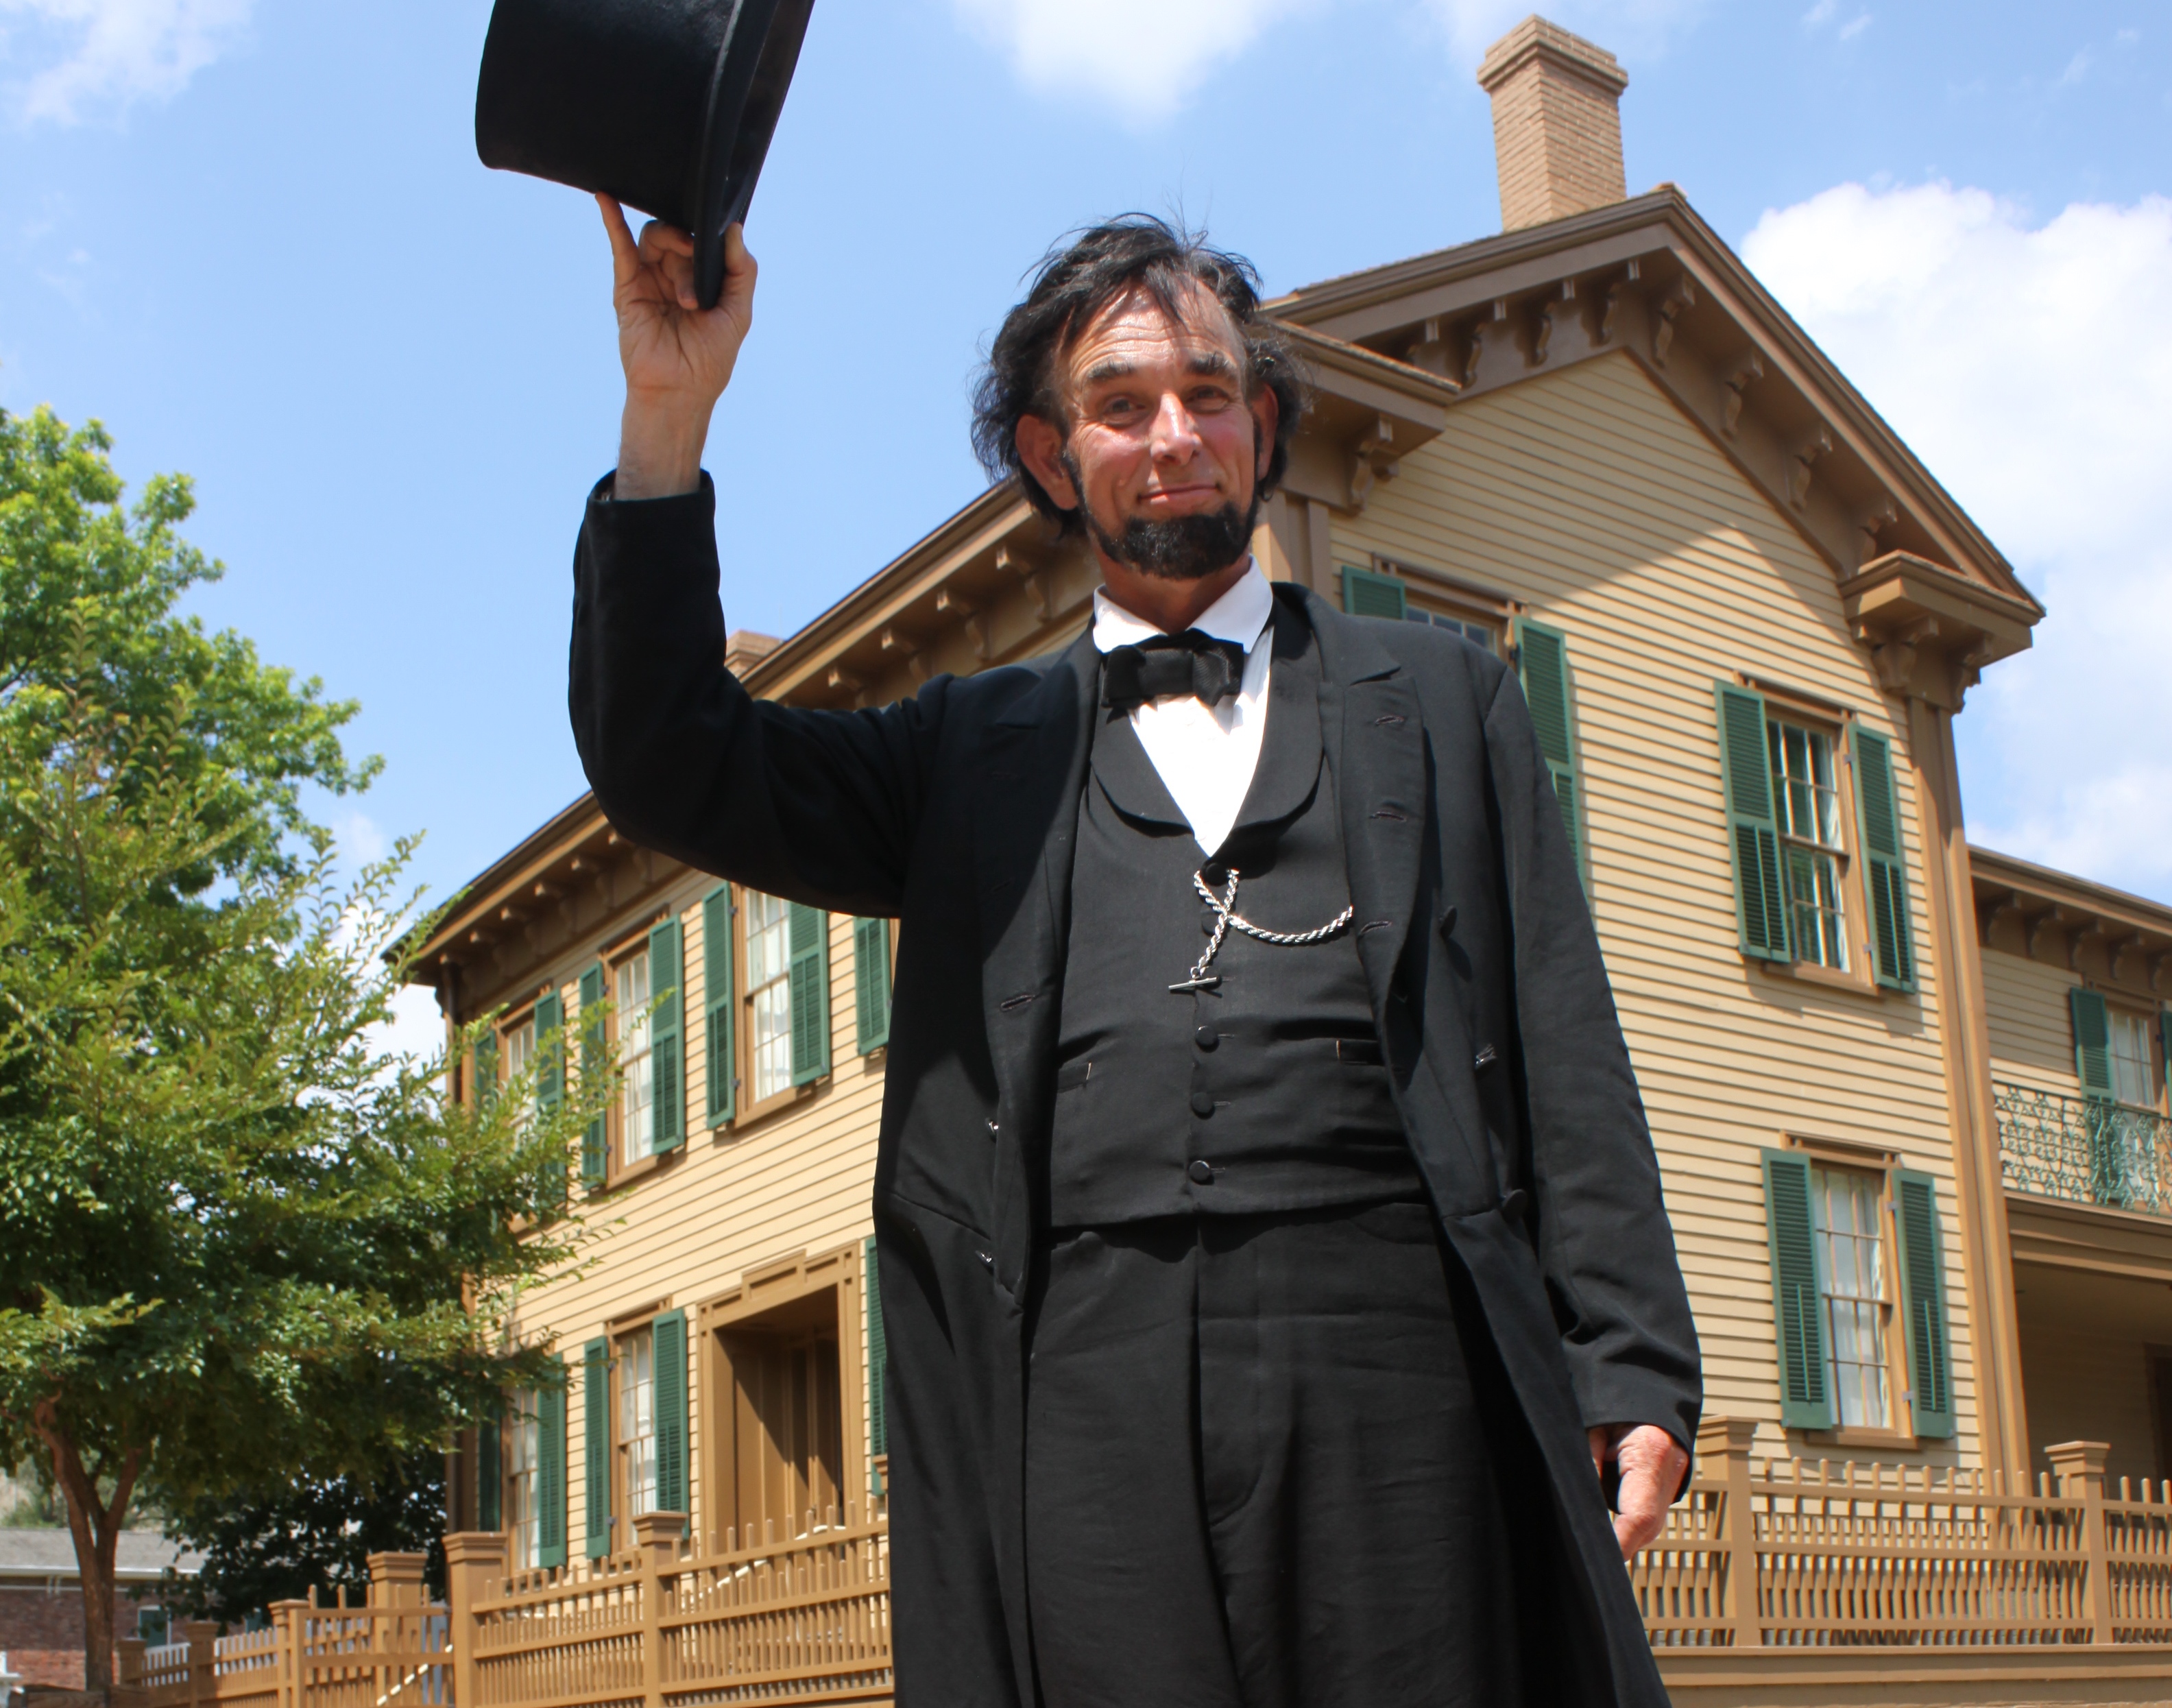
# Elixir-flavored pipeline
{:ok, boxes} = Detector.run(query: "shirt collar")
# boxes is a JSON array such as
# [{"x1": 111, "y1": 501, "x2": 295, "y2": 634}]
[{"x1": 1091, "y1": 558, "x2": 1273, "y2": 656}]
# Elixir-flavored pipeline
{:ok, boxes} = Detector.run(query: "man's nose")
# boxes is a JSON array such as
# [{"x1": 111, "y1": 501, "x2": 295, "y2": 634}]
[{"x1": 1149, "y1": 392, "x2": 1203, "y2": 461}]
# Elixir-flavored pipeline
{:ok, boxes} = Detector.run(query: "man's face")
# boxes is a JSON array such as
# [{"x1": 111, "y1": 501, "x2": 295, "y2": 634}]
[{"x1": 1015, "y1": 284, "x2": 1279, "y2": 582}]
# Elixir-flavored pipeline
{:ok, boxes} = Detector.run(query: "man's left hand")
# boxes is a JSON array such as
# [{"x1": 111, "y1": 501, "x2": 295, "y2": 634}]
[{"x1": 1588, "y1": 1423, "x2": 1688, "y2": 1559}]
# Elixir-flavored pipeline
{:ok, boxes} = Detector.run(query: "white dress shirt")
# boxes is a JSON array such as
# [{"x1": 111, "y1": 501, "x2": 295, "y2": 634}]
[{"x1": 1091, "y1": 561, "x2": 1274, "y2": 856}]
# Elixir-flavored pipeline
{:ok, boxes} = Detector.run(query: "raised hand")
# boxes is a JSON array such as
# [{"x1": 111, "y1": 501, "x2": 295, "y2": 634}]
[
  {"x1": 598, "y1": 195, "x2": 757, "y2": 498},
  {"x1": 1589, "y1": 1422, "x2": 1689, "y2": 1559}
]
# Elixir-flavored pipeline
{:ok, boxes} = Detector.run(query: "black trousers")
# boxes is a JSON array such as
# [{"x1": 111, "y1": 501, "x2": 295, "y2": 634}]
[{"x1": 1022, "y1": 1202, "x2": 1614, "y2": 1708}]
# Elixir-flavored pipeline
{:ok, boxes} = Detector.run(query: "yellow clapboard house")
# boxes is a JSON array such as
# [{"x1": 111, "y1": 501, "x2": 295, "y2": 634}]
[{"x1": 413, "y1": 19, "x2": 2172, "y2": 1698}]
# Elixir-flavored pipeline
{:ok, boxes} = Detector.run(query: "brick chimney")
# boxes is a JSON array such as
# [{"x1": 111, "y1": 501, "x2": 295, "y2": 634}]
[{"x1": 1475, "y1": 16, "x2": 1629, "y2": 230}]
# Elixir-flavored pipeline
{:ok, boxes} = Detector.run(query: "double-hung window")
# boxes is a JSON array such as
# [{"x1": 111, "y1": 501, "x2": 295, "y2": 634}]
[
  {"x1": 1770, "y1": 719, "x2": 1850, "y2": 972},
  {"x1": 2111, "y1": 1009, "x2": 2159, "y2": 1109},
  {"x1": 1717, "y1": 682, "x2": 1914, "y2": 990},
  {"x1": 618, "y1": 1325, "x2": 657, "y2": 1520},
  {"x1": 616, "y1": 950, "x2": 653, "y2": 1167},
  {"x1": 506, "y1": 1389, "x2": 542, "y2": 1569},
  {"x1": 1809, "y1": 1166, "x2": 1890, "y2": 1428},
  {"x1": 745, "y1": 891, "x2": 796, "y2": 1105},
  {"x1": 504, "y1": 1016, "x2": 535, "y2": 1129}
]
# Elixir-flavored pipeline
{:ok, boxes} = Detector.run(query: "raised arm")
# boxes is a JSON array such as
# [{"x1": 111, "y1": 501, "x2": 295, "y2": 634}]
[
  {"x1": 599, "y1": 195, "x2": 749, "y2": 499},
  {"x1": 571, "y1": 202, "x2": 937, "y2": 917}
]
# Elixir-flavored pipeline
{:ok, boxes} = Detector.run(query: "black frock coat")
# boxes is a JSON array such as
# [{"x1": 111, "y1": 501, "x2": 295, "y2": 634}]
[{"x1": 568, "y1": 477, "x2": 1702, "y2": 1708}]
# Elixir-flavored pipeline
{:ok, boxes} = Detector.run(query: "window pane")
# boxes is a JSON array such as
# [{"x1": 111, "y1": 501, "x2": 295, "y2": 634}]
[
  {"x1": 618, "y1": 953, "x2": 652, "y2": 1166},
  {"x1": 2111, "y1": 1010, "x2": 2157, "y2": 1108},
  {"x1": 746, "y1": 892, "x2": 795, "y2": 1103},
  {"x1": 620, "y1": 1329, "x2": 656, "y2": 1519},
  {"x1": 1811, "y1": 1167, "x2": 1890, "y2": 1430},
  {"x1": 745, "y1": 891, "x2": 791, "y2": 989},
  {"x1": 507, "y1": 1389, "x2": 540, "y2": 1569}
]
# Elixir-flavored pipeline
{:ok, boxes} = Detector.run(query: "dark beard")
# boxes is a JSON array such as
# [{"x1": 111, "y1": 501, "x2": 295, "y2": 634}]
[{"x1": 1062, "y1": 453, "x2": 1260, "y2": 583}]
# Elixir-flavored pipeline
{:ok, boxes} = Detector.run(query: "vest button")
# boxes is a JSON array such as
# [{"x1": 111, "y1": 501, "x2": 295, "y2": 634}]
[
  {"x1": 1187, "y1": 1159, "x2": 1215, "y2": 1185},
  {"x1": 1189, "y1": 1090, "x2": 1216, "y2": 1118},
  {"x1": 1202, "y1": 861, "x2": 1227, "y2": 886},
  {"x1": 1194, "y1": 1025, "x2": 1218, "y2": 1051}
]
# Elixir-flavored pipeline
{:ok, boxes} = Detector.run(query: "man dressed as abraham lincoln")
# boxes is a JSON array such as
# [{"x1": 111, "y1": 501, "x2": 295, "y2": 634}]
[{"x1": 570, "y1": 200, "x2": 1700, "y2": 1707}]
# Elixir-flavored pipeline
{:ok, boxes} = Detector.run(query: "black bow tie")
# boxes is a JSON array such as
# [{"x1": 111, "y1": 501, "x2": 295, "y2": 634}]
[{"x1": 1102, "y1": 631, "x2": 1249, "y2": 712}]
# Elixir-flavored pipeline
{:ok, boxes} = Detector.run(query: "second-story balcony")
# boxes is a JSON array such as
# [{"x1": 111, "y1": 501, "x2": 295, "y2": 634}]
[{"x1": 1996, "y1": 1080, "x2": 2172, "y2": 1216}]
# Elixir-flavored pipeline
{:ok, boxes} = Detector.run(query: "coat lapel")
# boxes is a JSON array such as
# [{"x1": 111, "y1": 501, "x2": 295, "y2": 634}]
[
  {"x1": 973, "y1": 627, "x2": 1100, "y2": 1291},
  {"x1": 1299, "y1": 587, "x2": 1426, "y2": 1034}
]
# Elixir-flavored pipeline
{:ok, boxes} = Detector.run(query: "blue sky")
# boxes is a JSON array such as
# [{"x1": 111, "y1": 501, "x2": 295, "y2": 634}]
[{"x1": 3, "y1": 0, "x2": 2168, "y2": 1005}]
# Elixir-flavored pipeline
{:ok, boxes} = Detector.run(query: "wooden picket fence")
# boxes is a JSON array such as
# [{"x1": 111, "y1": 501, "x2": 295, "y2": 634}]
[
  {"x1": 445, "y1": 1509, "x2": 890, "y2": 1708},
  {"x1": 118, "y1": 1554, "x2": 450, "y2": 1708},
  {"x1": 1634, "y1": 1419, "x2": 2172, "y2": 1648},
  {"x1": 119, "y1": 1422, "x2": 2172, "y2": 1708}
]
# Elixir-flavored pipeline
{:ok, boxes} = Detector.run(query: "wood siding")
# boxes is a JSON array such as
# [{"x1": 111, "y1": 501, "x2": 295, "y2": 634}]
[
  {"x1": 1329, "y1": 351, "x2": 1973, "y2": 1460},
  {"x1": 1983, "y1": 946, "x2": 2084, "y2": 1101}
]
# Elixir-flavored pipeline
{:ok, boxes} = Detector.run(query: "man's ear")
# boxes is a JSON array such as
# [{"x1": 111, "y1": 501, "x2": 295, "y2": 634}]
[
  {"x1": 1014, "y1": 414, "x2": 1078, "y2": 511},
  {"x1": 1250, "y1": 383, "x2": 1279, "y2": 483}
]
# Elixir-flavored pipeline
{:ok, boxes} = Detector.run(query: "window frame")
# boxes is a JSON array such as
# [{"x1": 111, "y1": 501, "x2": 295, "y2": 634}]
[
  {"x1": 1745, "y1": 684, "x2": 1881, "y2": 997},
  {"x1": 614, "y1": 1319, "x2": 660, "y2": 1532},
  {"x1": 1786, "y1": 1139, "x2": 1928, "y2": 1451},
  {"x1": 2106, "y1": 1001, "x2": 2167, "y2": 1114},
  {"x1": 586, "y1": 919, "x2": 682, "y2": 1192},
  {"x1": 503, "y1": 1386, "x2": 544, "y2": 1571},
  {"x1": 736, "y1": 886, "x2": 818, "y2": 1127}
]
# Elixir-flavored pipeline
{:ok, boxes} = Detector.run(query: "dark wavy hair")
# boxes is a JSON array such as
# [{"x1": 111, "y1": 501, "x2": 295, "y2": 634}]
[{"x1": 969, "y1": 215, "x2": 1310, "y2": 532}]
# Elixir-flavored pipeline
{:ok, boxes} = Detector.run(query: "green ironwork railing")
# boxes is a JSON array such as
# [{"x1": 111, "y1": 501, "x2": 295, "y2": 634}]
[{"x1": 1995, "y1": 1079, "x2": 2172, "y2": 1216}]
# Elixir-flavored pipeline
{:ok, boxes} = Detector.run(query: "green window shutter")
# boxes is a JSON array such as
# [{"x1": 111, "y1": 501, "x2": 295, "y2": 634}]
[
  {"x1": 2071, "y1": 987, "x2": 2114, "y2": 1098},
  {"x1": 538, "y1": 1358, "x2": 567, "y2": 1568},
  {"x1": 855, "y1": 917, "x2": 893, "y2": 1055},
  {"x1": 1893, "y1": 1170, "x2": 1955, "y2": 1439},
  {"x1": 703, "y1": 887, "x2": 736, "y2": 1125},
  {"x1": 865, "y1": 1237, "x2": 889, "y2": 1496},
  {"x1": 1516, "y1": 619, "x2": 1586, "y2": 889},
  {"x1": 649, "y1": 918, "x2": 684, "y2": 1153},
  {"x1": 652, "y1": 1310, "x2": 688, "y2": 1514},
  {"x1": 477, "y1": 1406, "x2": 503, "y2": 1532},
  {"x1": 1340, "y1": 564, "x2": 1408, "y2": 621},
  {"x1": 1761, "y1": 1150, "x2": 1836, "y2": 1431},
  {"x1": 1715, "y1": 685, "x2": 1791, "y2": 963},
  {"x1": 533, "y1": 991, "x2": 566, "y2": 1211},
  {"x1": 583, "y1": 1337, "x2": 612, "y2": 1558},
  {"x1": 789, "y1": 902, "x2": 832, "y2": 1086},
  {"x1": 1853, "y1": 726, "x2": 1916, "y2": 991},
  {"x1": 579, "y1": 965, "x2": 608, "y2": 1186},
  {"x1": 474, "y1": 1032, "x2": 499, "y2": 1110},
  {"x1": 2160, "y1": 1009, "x2": 2172, "y2": 1106}
]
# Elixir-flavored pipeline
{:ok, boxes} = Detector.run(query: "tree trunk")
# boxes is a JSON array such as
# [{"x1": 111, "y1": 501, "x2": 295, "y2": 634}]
[{"x1": 32, "y1": 1401, "x2": 145, "y2": 1697}]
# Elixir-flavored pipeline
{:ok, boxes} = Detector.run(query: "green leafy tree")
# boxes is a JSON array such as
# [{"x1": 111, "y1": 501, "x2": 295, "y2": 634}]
[
  {"x1": 158, "y1": 1447, "x2": 449, "y2": 1624},
  {"x1": 0, "y1": 408, "x2": 598, "y2": 1689}
]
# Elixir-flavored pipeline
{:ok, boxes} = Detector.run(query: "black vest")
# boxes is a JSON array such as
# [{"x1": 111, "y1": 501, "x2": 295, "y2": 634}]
[{"x1": 1048, "y1": 603, "x2": 1423, "y2": 1226}]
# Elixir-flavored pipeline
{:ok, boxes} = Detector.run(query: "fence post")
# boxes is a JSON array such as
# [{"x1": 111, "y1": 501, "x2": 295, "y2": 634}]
[
  {"x1": 267, "y1": 1600, "x2": 309, "y2": 1708},
  {"x1": 1696, "y1": 1416, "x2": 1761, "y2": 1650},
  {"x1": 2047, "y1": 1440, "x2": 2113, "y2": 1644},
  {"x1": 180, "y1": 1620, "x2": 218, "y2": 1708},
  {"x1": 116, "y1": 1636, "x2": 147, "y2": 1708},
  {"x1": 443, "y1": 1533, "x2": 508, "y2": 1708},
  {"x1": 631, "y1": 1513, "x2": 687, "y2": 1708}
]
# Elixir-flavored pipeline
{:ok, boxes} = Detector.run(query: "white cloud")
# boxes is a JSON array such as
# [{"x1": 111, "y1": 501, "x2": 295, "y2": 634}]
[
  {"x1": 1837, "y1": 13, "x2": 1870, "y2": 42},
  {"x1": 953, "y1": 0, "x2": 1706, "y2": 122},
  {"x1": 950, "y1": 0, "x2": 1319, "y2": 124},
  {"x1": 1742, "y1": 182, "x2": 2172, "y2": 901},
  {"x1": 0, "y1": 0, "x2": 250, "y2": 124},
  {"x1": 2054, "y1": 47, "x2": 2091, "y2": 88}
]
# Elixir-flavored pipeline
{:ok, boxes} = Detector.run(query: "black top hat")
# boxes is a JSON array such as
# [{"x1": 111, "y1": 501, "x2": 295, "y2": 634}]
[{"x1": 476, "y1": 0, "x2": 816, "y2": 309}]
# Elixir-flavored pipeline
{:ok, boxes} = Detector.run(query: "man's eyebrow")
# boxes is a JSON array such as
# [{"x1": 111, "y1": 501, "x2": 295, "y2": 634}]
[
  {"x1": 1079, "y1": 359, "x2": 1137, "y2": 387},
  {"x1": 1185, "y1": 350, "x2": 1240, "y2": 378}
]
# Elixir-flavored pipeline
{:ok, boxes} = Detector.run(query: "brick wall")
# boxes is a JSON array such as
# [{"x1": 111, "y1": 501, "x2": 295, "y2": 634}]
[
  {"x1": 0, "y1": 1588, "x2": 167, "y2": 1688},
  {"x1": 1476, "y1": 16, "x2": 1630, "y2": 230}
]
